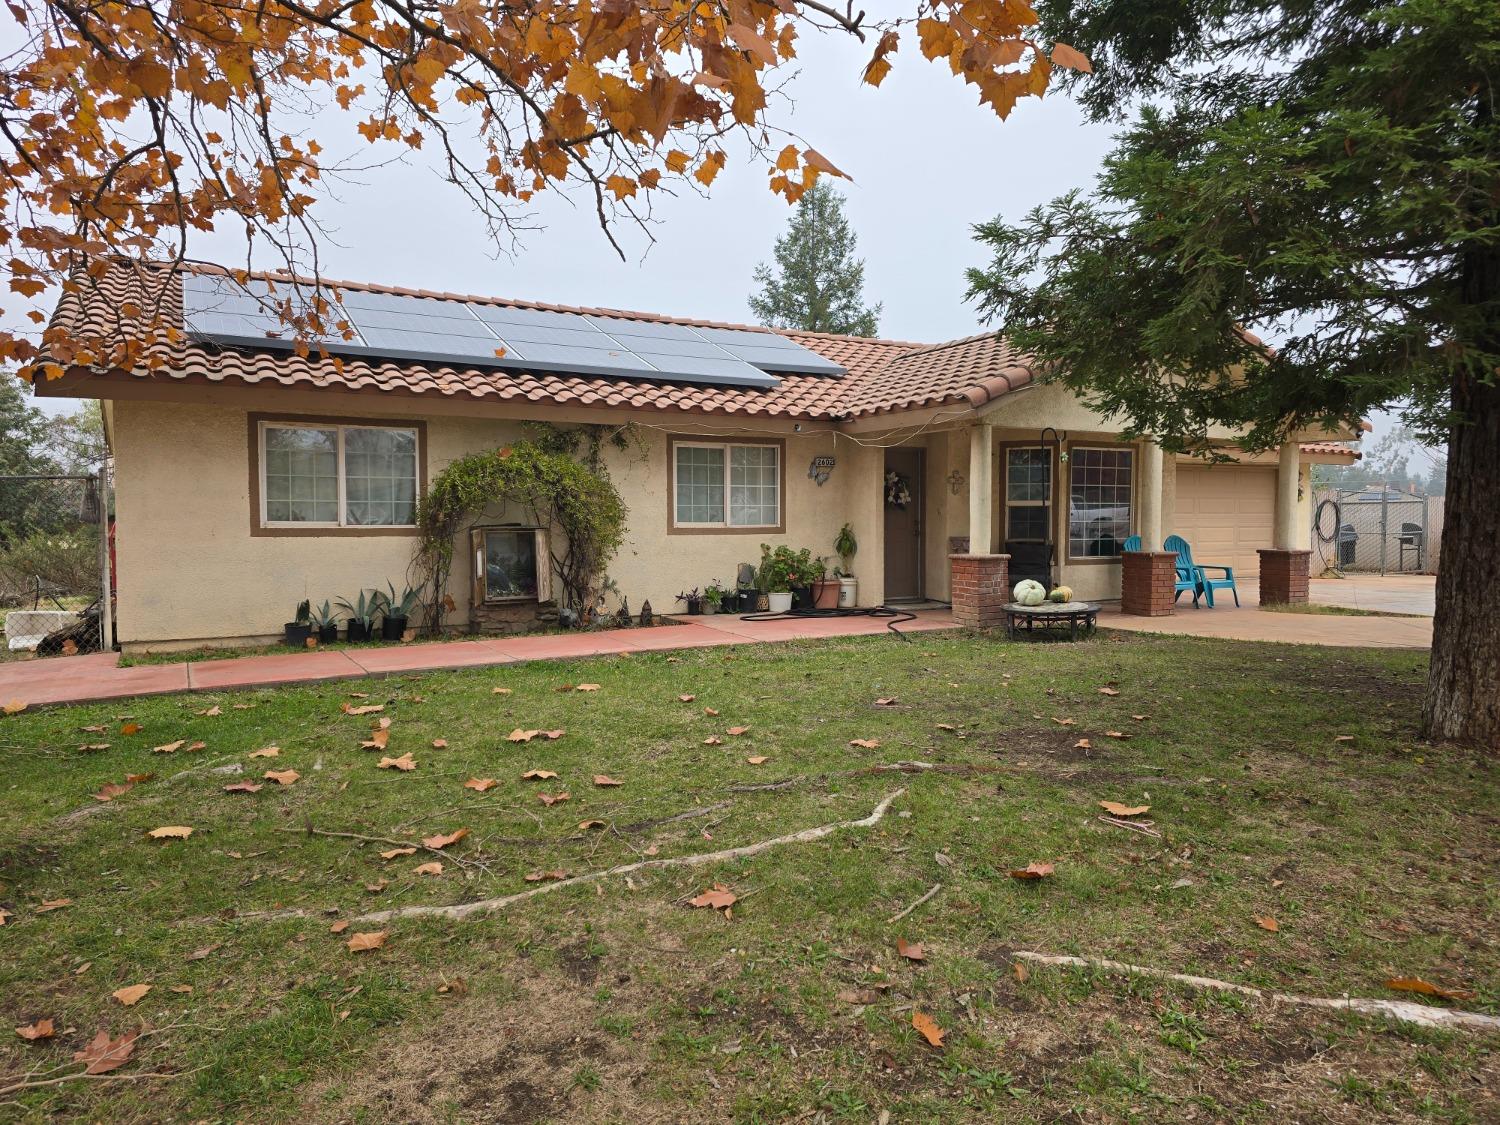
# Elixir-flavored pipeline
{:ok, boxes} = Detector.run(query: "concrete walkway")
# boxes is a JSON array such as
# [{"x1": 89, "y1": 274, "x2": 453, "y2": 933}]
[
  {"x1": 1100, "y1": 577, "x2": 1433, "y2": 649},
  {"x1": 0, "y1": 611, "x2": 958, "y2": 708}
]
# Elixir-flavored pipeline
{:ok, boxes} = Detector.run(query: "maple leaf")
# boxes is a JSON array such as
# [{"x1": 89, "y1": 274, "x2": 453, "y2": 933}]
[
  {"x1": 222, "y1": 781, "x2": 263, "y2": 793},
  {"x1": 330, "y1": 919, "x2": 350, "y2": 933},
  {"x1": 74, "y1": 1028, "x2": 139, "y2": 1074},
  {"x1": 1255, "y1": 915, "x2": 1280, "y2": 933},
  {"x1": 703, "y1": 736, "x2": 724, "y2": 746},
  {"x1": 347, "y1": 930, "x2": 388, "y2": 952},
  {"x1": 94, "y1": 780, "x2": 135, "y2": 802},
  {"x1": 688, "y1": 884, "x2": 737, "y2": 911},
  {"x1": 1098, "y1": 686, "x2": 1120, "y2": 696},
  {"x1": 896, "y1": 938, "x2": 927, "y2": 962},
  {"x1": 522, "y1": 769, "x2": 558, "y2": 780},
  {"x1": 726, "y1": 726, "x2": 750, "y2": 736},
  {"x1": 422, "y1": 828, "x2": 470, "y2": 849},
  {"x1": 525, "y1": 869, "x2": 568, "y2": 882},
  {"x1": 577, "y1": 818, "x2": 606, "y2": 830},
  {"x1": 360, "y1": 729, "x2": 391, "y2": 750},
  {"x1": 849, "y1": 738, "x2": 881, "y2": 749},
  {"x1": 1104, "y1": 731, "x2": 1130, "y2": 740},
  {"x1": 152, "y1": 739, "x2": 186, "y2": 754},
  {"x1": 35, "y1": 898, "x2": 72, "y2": 913},
  {"x1": 463, "y1": 777, "x2": 497, "y2": 792},
  {"x1": 746, "y1": 755, "x2": 769, "y2": 765},
  {"x1": 508, "y1": 729, "x2": 541, "y2": 743},
  {"x1": 1009, "y1": 862, "x2": 1055, "y2": 880},
  {"x1": 574, "y1": 683, "x2": 601, "y2": 692},
  {"x1": 263, "y1": 769, "x2": 299, "y2": 785},
  {"x1": 380, "y1": 847, "x2": 417, "y2": 859},
  {"x1": 592, "y1": 775, "x2": 622, "y2": 787},
  {"x1": 704, "y1": 707, "x2": 720, "y2": 716},
  {"x1": 1383, "y1": 977, "x2": 1475, "y2": 1002},
  {"x1": 874, "y1": 697, "x2": 898, "y2": 706},
  {"x1": 431, "y1": 738, "x2": 449, "y2": 749},
  {"x1": 537, "y1": 791, "x2": 570, "y2": 806},
  {"x1": 15, "y1": 1018, "x2": 55, "y2": 1040},
  {"x1": 341, "y1": 702, "x2": 385, "y2": 715},
  {"x1": 1098, "y1": 801, "x2": 1150, "y2": 817},
  {"x1": 491, "y1": 686, "x2": 513, "y2": 695},
  {"x1": 1051, "y1": 42, "x2": 1093, "y2": 74},
  {"x1": 197, "y1": 705, "x2": 222, "y2": 716},
  {"x1": 112, "y1": 983, "x2": 151, "y2": 1006},
  {"x1": 148, "y1": 826, "x2": 193, "y2": 839},
  {"x1": 414, "y1": 861, "x2": 444, "y2": 876},
  {"x1": 679, "y1": 694, "x2": 696, "y2": 702},
  {"x1": 378, "y1": 754, "x2": 417, "y2": 771},
  {"x1": 1074, "y1": 738, "x2": 1092, "y2": 750},
  {"x1": 248, "y1": 746, "x2": 280, "y2": 758},
  {"x1": 912, "y1": 1010, "x2": 946, "y2": 1048}
]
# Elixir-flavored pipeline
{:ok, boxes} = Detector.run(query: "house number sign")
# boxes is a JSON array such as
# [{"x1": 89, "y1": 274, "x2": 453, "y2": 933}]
[{"x1": 808, "y1": 455, "x2": 836, "y2": 486}]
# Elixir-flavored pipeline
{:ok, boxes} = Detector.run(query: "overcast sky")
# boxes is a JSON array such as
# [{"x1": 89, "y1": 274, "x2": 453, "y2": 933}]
[{"x1": 25, "y1": 25, "x2": 1407, "y2": 456}]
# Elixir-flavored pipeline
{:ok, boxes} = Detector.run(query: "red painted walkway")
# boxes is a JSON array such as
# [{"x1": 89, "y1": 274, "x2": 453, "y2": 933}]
[{"x1": 0, "y1": 611, "x2": 958, "y2": 708}]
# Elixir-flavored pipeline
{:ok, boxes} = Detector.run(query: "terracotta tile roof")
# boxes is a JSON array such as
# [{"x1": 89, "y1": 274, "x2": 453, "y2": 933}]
[
  {"x1": 47, "y1": 261, "x2": 1033, "y2": 423},
  {"x1": 1300, "y1": 441, "x2": 1361, "y2": 459}
]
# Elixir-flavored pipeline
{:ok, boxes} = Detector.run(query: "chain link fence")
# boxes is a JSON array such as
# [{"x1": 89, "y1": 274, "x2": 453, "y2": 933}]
[
  {"x1": 1310, "y1": 483, "x2": 1436, "y2": 576},
  {"x1": 0, "y1": 470, "x2": 111, "y2": 659}
]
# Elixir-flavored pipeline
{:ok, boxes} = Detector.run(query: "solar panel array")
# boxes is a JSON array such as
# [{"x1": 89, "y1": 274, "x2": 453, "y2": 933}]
[{"x1": 180, "y1": 273, "x2": 846, "y2": 389}]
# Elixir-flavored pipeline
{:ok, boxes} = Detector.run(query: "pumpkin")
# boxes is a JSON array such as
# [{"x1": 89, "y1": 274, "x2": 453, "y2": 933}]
[
  {"x1": 1013, "y1": 579, "x2": 1047, "y2": 606},
  {"x1": 1049, "y1": 585, "x2": 1074, "y2": 603}
]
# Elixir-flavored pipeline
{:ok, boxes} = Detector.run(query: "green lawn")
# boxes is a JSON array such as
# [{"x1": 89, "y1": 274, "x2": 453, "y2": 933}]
[{"x1": 0, "y1": 631, "x2": 1494, "y2": 1123}]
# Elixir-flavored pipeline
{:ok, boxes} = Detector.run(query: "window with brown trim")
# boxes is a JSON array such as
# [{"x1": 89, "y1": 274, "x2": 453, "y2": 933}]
[
  {"x1": 670, "y1": 439, "x2": 782, "y2": 530},
  {"x1": 1067, "y1": 447, "x2": 1134, "y2": 559},
  {"x1": 256, "y1": 419, "x2": 419, "y2": 529}
]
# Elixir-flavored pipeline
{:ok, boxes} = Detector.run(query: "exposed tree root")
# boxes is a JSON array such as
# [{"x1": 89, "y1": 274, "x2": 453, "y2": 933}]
[
  {"x1": 1012, "y1": 951, "x2": 1500, "y2": 1033},
  {"x1": 728, "y1": 760, "x2": 1001, "y2": 793}
]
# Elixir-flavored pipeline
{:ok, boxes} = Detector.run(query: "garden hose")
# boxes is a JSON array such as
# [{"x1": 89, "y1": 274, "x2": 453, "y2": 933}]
[{"x1": 737, "y1": 604, "x2": 920, "y2": 640}]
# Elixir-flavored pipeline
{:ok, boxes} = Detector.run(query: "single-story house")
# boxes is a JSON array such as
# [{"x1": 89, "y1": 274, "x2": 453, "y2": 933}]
[{"x1": 36, "y1": 262, "x2": 1360, "y2": 652}]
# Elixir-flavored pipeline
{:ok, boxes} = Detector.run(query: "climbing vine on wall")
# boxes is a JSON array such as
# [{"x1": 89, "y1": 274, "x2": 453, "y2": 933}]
[{"x1": 414, "y1": 438, "x2": 628, "y2": 632}]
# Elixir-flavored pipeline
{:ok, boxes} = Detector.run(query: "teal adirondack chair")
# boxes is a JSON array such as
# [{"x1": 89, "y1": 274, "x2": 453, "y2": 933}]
[
  {"x1": 1163, "y1": 534, "x2": 1240, "y2": 607},
  {"x1": 1123, "y1": 536, "x2": 1203, "y2": 607}
]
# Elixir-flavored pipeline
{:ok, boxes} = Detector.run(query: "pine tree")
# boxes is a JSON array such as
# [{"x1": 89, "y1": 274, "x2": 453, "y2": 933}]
[{"x1": 749, "y1": 181, "x2": 881, "y2": 337}]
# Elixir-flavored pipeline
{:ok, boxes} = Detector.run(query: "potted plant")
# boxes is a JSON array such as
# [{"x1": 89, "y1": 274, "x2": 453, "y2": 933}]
[
  {"x1": 676, "y1": 587, "x2": 703, "y2": 616},
  {"x1": 758, "y1": 544, "x2": 798, "y2": 613},
  {"x1": 337, "y1": 590, "x2": 379, "y2": 642},
  {"x1": 810, "y1": 556, "x2": 840, "y2": 610},
  {"x1": 310, "y1": 600, "x2": 339, "y2": 645},
  {"x1": 703, "y1": 581, "x2": 726, "y2": 616},
  {"x1": 834, "y1": 523, "x2": 859, "y2": 607},
  {"x1": 380, "y1": 581, "x2": 424, "y2": 641},
  {"x1": 284, "y1": 599, "x2": 313, "y2": 647},
  {"x1": 787, "y1": 547, "x2": 817, "y2": 610}
]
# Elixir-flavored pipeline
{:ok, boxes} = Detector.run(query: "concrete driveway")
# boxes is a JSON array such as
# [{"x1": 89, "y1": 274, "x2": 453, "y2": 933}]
[{"x1": 1309, "y1": 574, "x2": 1436, "y2": 616}]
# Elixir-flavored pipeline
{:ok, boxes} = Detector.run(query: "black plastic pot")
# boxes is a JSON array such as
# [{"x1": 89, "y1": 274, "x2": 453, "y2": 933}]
[
  {"x1": 346, "y1": 620, "x2": 371, "y2": 643},
  {"x1": 317, "y1": 624, "x2": 339, "y2": 645},
  {"x1": 284, "y1": 623, "x2": 313, "y2": 648},
  {"x1": 684, "y1": 598, "x2": 702, "y2": 616},
  {"x1": 381, "y1": 614, "x2": 409, "y2": 641},
  {"x1": 791, "y1": 585, "x2": 813, "y2": 610}
]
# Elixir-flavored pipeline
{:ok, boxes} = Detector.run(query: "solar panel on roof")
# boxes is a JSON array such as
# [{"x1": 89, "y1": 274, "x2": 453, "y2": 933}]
[{"x1": 182, "y1": 274, "x2": 841, "y2": 389}]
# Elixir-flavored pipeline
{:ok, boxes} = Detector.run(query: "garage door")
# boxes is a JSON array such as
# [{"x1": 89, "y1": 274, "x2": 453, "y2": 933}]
[{"x1": 1173, "y1": 465, "x2": 1275, "y2": 577}]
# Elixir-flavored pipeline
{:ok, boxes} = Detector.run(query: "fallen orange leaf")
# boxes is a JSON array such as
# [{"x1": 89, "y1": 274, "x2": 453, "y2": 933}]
[
  {"x1": 263, "y1": 769, "x2": 299, "y2": 786},
  {"x1": 111, "y1": 983, "x2": 151, "y2": 1006},
  {"x1": 73, "y1": 1028, "x2": 138, "y2": 1074},
  {"x1": 93, "y1": 780, "x2": 134, "y2": 802},
  {"x1": 377, "y1": 754, "x2": 416, "y2": 771},
  {"x1": 152, "y1": 739, "x2": 186, "y2": 754},
  {"x1": 35, "y1": 898, "x2": 72, "y2": 913},
  {"x1": 248, "y1": 746, "x2": 279, "y2": 758},
  {"x1": 380, "y1": 847, "x2": 416, "y2": 860},
  {"x1": 414, "y1": 861, "x2": 444, "y2": 876},
  {"x1": 15, "y1": 1018, "x2": 54, "y2": 1041},
  {"x1": 896, "y1": 938, "x2": 926, "y2": 962},
  {"x1": 679, "y1": 694, "x2": 696, "y2": 702},
  {"x1": 1255, "y1": 915, "x2": 1280, "y2": 933},
  {"x1": 688, "y1": 884, "x2": 737, "y2": 911},
  {"x1": 222, "y1": 781, "x2": 263, "y2": 794},
  {"x1": 525, "y1": 870, "x2": 568, "y2": 882},
  {"x1": 346, "y1": 930, "x2": 388, "y2": 952},
  {"x1": 575, "y1": 684, "x2": 601, "y2": 692},
  {"x1": 1009, "y1": 862, "x2": 1055, "y2": 880},
  {"x1": 522, "y1": 769, "x2": 558, "y2": 780},
  {"x1": 341, "y1": 702, "x2": 385, "y2": 715},
  {"x1": 912, "y1": 1010, "x2": 946, "y2": 1048},
  {"x1": 745, "y1": 755, "x2": 769, "y2": 765},
  {"x1": 1098, "y1": 801, "x2": 1150, "y2": 817},
  {"x1": 703, "y1": 736, "x2": 723, "y2": 746},
  {"x1": 1098, "y1": 686, "x2": 1120, "y2": 696},
  {"x1": 422, "y1": 828, "x2": 470, "y2": 850},
  {"x1": 849, "y1": 738, "x2": 881, "y2": 749},
  {"x1": 330, "y1": 920, "x2": 350, "y2": 933},
  {"x1": 874, "y1": 697, "x2": 898, "y2": 706},
  {"x1": 508, "y1": 729, "x2": 540, "y2": 743},
  {"x1": 120, "y1": 721, "x2": 141, "y2": 735},
  {"x1": 538, "y1": 791, "x2": 570, "y2": 806},
  {"x1": 726, "y1": 726, "x2": 750, "y2": 736},
  {"x1": 577, "y1": 819, "x2": 606, "y2": 830},
  {"x1": 431, "y1": 738, "x2": 449, "y2": 749},
  {"x1": 592, "y1": 775, "x2": 623, "y2": 787},
  {"x1": 148, "y1": 826, "x2": 192, "y2": 840},
  {"x1": 491, "y1": 686, "x2": 512, "y2": 694},
  {"x1": 1383, "y1": 977, "x2": 1475, "y2": 1002},
  {"x1": 463, "y1": 777, "x2": 497, "y2": 792}
]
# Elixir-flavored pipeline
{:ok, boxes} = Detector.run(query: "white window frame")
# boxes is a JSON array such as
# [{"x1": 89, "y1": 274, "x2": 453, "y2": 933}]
[
  {"x1": 258, "y1": 419, "x2": 420, "y2": 530},
  {"x1": 671, "y1": 440, "x2": 782, "y2": 530},
  {"x1": 1003, "y1": 445, "x2": 1052, "y2": 544},
  {"x1": 1065, "y1": 445, "x2": 1135, "y2": 562}
]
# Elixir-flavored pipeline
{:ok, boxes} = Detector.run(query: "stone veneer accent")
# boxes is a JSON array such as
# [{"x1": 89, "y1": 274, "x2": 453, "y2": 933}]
[
  {"x1": 949, "y1": 553, "x2": 1010, "y2": 628},
  {"x1": 1257, "y1": 549, "x2": 1311, "y2": 605},
  {"x1": 1121, "y1": 550, "x2": 1178, "y2": 616}
]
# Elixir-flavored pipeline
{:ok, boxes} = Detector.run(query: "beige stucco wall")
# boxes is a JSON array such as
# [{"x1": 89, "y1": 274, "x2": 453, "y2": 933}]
[{"x1": 110, "y1": 399, "x2": 887, "y2": 648}]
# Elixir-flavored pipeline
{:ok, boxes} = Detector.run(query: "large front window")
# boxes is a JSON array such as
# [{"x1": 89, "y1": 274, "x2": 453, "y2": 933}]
[
  {"x1": 259, "y1": 421, "x2": 418, "y2": 528},
  {"x1": 672, "y1": 441, "x2": 781, "y2": 530},
  {"x1": 1005, "y1": 447, "x2": 1052, "y2": 542},
  {"x1": 1068, "y1": 447, "x2": 1134, "y2": 559}
]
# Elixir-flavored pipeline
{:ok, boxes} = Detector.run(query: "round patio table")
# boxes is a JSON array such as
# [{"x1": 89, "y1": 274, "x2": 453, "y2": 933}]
[{"x1": 1003, "y1": 601, "x2": 1101, "y2": 641}]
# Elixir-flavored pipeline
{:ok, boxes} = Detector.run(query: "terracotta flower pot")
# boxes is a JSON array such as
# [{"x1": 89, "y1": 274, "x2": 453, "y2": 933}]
[{"x1": 811, "y1": 579, "x2": 840, "y2": 610}]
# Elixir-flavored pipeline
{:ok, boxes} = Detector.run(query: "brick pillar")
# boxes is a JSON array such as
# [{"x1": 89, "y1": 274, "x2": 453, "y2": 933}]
[
  {"x1": 1257, "y1": 548, "x2": 1311, "y2": 605},
  {"x1": 1121, "y1": 550, "x2": 1178, "y2": 616},
  {"x1": 949, "y1": 553, "x2": 1009, "y2": 628}
]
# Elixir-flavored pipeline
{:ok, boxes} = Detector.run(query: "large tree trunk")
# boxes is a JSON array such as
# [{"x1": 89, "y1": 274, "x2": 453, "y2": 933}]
[{"x1": 1422, "y1": 367, "x2": 1500, "y2": 748}]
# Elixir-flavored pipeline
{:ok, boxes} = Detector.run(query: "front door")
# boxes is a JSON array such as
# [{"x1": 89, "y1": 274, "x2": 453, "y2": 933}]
[{"x1": 883, "y1": 449, "x2": 924, "y2": 601}]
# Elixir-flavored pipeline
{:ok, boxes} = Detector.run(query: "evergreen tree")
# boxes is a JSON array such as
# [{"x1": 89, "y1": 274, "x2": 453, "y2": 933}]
[
  {"x1": 966, "y1": 0, "x2": 1500, "y2": 747},
  {"x1": 0, "y1": 376, "x2": 64, "y2": 545},
  {"x1": 750, "y1": 181, "x2": 881, "y2": 337}
]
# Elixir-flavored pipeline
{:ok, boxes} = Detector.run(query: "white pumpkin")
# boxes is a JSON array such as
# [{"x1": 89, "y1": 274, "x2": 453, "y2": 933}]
[{"x1": 1013, "y1": 579, "x2": 1047, "y2": 606}]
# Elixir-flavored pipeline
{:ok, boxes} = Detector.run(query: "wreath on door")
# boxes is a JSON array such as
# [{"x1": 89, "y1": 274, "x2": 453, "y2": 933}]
[{"x1": 885, "y1": 470, "x2": 913, "y2": 510}]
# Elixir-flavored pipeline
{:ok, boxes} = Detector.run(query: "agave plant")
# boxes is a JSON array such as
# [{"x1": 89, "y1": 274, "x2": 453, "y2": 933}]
[
  {"x1": 382, "y1": 580, "x2": 425, "y2": 620},
  {"x1": 293, "y1": 599, "x2": 312, "y2": 626},
  {"x1": 336, "y1": 590, "x2": 379, "y2": 628},
  {"x1": 309, "y1": 600, "x2": 338, "y2": 629}
]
